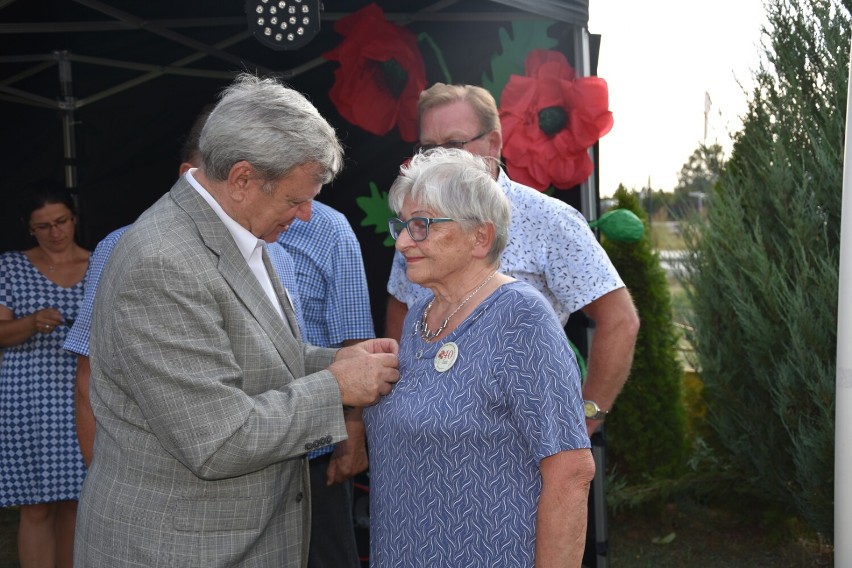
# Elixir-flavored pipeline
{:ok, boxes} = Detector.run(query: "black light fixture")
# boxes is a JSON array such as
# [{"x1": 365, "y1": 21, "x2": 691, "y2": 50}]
[{"x1": 245, "y1": 0, "x2": 321, "y2": 51}]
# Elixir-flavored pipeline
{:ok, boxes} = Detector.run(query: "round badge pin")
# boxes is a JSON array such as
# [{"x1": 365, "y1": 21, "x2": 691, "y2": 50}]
[{"x1": 434, "y1": 342, "x2": 459, "y2": 372}]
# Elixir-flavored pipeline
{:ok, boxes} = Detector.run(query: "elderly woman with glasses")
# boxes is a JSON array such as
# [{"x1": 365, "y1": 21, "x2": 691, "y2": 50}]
[
  {"x1": 364, "y1": 148, "x2": 594, "y2": 567},
  {"x1": 0, "y1": 179, "x2": 89, "y2": 567}
]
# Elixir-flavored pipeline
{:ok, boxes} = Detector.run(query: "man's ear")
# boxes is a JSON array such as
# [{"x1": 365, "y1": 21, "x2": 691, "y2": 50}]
[
  {"x1": 484, "y1": 130, "x2": 503, "y2": 160},
  {"x1": 226, "y1": 161, "x2": 255, "y2": 202}
]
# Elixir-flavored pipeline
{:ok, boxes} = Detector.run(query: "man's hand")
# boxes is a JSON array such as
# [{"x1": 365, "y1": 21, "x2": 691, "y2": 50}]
[
  {"x1": 336, "y1": 337, "x2": 399, "y2": 357},
  {"x1": 326, "y1": 408, "x2": 368, "y2": 485},
  {"x1": 329, "y1": 338, "x2": 400, "y2": 406}
]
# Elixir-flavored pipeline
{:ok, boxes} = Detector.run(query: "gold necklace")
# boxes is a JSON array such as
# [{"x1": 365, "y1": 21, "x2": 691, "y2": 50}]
[{"x1": 416, "y1": 270, "x2": 498, "y2": 341}]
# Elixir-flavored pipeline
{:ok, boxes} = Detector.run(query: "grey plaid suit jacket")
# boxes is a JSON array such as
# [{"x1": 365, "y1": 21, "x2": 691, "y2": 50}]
[{"x1": 74, "y1": 177, "x2": 347, "y2": 567}]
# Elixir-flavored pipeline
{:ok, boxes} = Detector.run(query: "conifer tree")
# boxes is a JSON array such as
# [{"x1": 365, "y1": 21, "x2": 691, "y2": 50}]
[
  {"x1": 602, "y1": 186, "x2": 688, "y2": 481},
  {"x1": 682, "y1": 0, "x2": 847, "y2": 538}
]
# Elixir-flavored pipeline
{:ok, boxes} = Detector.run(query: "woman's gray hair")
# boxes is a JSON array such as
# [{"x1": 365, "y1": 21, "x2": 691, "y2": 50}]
[
  {"x1": 389, "y1": 148, "x2": 510, "y2": 263},
  {"x1": 200, "y1": 73, "x2": 344, "y2": 188}
]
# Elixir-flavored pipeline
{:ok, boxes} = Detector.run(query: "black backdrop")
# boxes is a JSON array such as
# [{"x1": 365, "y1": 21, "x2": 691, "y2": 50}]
[{"x1": 0, "y1": 0, "x2": 598, "y2": 334}]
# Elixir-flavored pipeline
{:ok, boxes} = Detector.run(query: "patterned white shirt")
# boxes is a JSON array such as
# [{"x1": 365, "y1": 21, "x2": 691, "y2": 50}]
[{"x1": 386, "y1": 169, "x2": 623, "y2": 325}]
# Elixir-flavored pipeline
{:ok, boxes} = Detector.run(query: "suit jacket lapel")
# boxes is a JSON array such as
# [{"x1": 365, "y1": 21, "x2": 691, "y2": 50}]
[{"x1": 169, "y1": 179, "x2": 304, "y2": 379}]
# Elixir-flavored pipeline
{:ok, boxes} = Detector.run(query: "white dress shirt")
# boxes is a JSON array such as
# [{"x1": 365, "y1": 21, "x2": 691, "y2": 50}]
[{"x1": 186, "y1": 170, "x2": 286, "y2": 322}]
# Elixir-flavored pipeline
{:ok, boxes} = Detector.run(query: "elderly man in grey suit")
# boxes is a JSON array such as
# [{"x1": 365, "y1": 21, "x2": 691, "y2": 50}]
[{"x1": 74, "y1": 74, "x2": 400, "y2": 568}]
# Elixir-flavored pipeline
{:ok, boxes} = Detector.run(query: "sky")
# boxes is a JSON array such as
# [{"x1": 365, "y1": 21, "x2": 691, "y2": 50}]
[{"x1": 588, "y1": 0, "x2": 769, "y2": 196}]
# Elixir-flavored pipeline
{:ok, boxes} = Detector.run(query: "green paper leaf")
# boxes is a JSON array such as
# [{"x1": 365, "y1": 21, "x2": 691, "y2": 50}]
[
  {"x1": 418, "y1": 33, "x2": 452, "y2": 84},
  {"x1": 481, "y1": 20, "x2": 558, "y2": 105},
  {"x1": 356, "y1": 181, "x2": 396, "y2": 248}
]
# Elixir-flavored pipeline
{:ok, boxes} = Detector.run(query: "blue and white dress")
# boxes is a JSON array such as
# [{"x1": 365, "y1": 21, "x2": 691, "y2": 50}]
[
  {"x1": 0, "y1": 251, "x2": 87, "y2": 506},
  {"x1": 364, "y1": 281, "x2": 590, "y2": 567}
]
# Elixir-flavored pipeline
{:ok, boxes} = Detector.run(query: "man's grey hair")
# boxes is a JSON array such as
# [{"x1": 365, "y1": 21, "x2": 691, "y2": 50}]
[
  {"x1": 389, "y1": 148, "x2": 510, "y2": 264},
  {"x1": 200, "y1": 73, "x2": 344, "y2": 188}
]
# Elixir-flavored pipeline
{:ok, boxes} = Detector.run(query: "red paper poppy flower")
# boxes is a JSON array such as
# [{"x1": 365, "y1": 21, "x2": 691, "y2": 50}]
[
  {"x1": 499, "y1": 49, "x2": 613, "y2": 191},
  {"x1": 323, "y1": 3, "x2": 426, "y2": 142}
]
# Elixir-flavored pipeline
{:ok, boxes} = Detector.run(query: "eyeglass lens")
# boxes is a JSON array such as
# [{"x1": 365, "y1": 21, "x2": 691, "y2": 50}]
[
  {"x1": 32, "y1": 216, "x2": 72, "y2": 232},
  {"x1": 407, "y1": 218, "x2": 429, "y2": 240},
  {"x1": 389, "y1": 217, "x2": 430, "y2": 242},
  {"x1": 414, "y1": 131, "x2": 488, "y2": 154}
]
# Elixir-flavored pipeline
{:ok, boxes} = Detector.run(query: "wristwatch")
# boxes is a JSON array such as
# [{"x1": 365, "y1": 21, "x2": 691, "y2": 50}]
[{"x1": 583, "y1": 400, "x2": 609, "y2": 421}]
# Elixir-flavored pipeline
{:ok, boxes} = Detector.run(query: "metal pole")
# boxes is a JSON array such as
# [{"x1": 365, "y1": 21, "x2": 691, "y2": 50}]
[
  {"x1": 56, "y1": 50, "x2": 83, "y2": 244},
  {"x1": 590, "y1": 430, "x2": 608, "y2": 568},
  {"x1": 57, "y1": 50, "x2": 77, "y2": 193},
  {"x1": 573, "y1": 26, "x2": 598, "y2": 224},
  {"x1": 573, "y1": 24, "x2": 608, "y2": 568},
  {"x1": 834, "y1": 33, "x2": 852, "y2": 565}
]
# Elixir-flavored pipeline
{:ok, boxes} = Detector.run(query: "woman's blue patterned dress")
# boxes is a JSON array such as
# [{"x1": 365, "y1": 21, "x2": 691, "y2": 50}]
[
  {"x1": 364, "y1": 281, "x2": 589, "y2": 567},
  {"x1": 0, "y1": 251, "x2": 87, "y2": 506}
]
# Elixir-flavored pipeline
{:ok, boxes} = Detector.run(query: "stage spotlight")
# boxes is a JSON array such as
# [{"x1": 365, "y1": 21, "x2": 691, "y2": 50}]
[{"x1": 245, "y1": 0, "x2": 321, "y2": 51}]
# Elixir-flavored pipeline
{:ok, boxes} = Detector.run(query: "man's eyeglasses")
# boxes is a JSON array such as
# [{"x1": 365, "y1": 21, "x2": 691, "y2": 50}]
[
  {"x1": 31, "y1": 215, "x2": 73, "y2": 233},
  {"x1": 388, "y1": 217, "x2": 458, "y2": 242},
  {"x1": 414, "y1": 130, "x2": 490, "y2": 154}
]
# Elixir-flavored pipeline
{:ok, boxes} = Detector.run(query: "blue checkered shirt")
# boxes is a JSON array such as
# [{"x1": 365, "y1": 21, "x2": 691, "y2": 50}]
[
  {"x1": 266, "y1": 242, "x2": 306, "y2": 333},
  {"x1": 63, "y1": 227, "x2": 128, "y2": 357}
]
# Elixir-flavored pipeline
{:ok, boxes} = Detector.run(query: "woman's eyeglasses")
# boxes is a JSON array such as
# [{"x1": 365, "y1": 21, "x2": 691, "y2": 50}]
[
  {"x1": 388, "y1": 217, "x2": 458, "y2": 242},
  {"x1": 31, "y1": 215, "x2": 73, "y2": 233}
]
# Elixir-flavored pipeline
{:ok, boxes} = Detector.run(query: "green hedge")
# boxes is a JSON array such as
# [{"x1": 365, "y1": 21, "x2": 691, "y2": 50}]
[{"x1": 602, "y1": 187, "x2": 688, "y2": 481}]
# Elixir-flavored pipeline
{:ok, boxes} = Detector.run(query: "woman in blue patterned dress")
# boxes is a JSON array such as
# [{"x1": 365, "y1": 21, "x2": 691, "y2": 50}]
[
  {"x1": 0, "y1": 180, "x2": 89, "y2": 568},
  {"x1": 365, "y1": 148, "x2": 595, "y2": 567}
]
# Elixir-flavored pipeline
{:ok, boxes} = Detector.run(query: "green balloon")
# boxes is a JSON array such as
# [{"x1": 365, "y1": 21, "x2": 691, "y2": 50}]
[{"x1": 590, "y1": 208, "x2": 645, "y2": 243}]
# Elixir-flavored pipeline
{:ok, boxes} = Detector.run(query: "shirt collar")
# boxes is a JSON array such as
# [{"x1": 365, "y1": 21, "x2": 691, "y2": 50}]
[
  {"x1": 496, "y1": 168, "x2": 511, "y2": 192},
  {"x1": 186, "y1": 169, "x2": 264, "y2": 263}
]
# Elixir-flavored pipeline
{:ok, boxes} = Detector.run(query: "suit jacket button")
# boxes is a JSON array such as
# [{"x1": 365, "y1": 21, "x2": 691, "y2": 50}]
[{"x1": 296, "y1": 492, "x2": 304, "y2": 503}]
